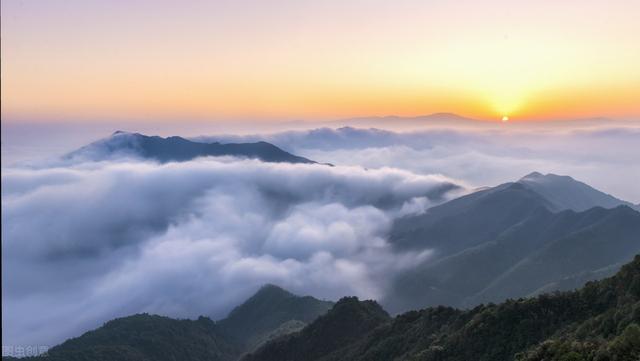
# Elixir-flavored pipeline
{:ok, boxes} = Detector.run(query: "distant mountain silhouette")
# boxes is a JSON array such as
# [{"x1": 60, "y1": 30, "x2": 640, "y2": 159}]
[
  {"x1": 65, "y1": 131, "x2": 317, "y2": 164},
  {"x1": 331, "y1": 113, "x2": 638, "y2": 129},
  {"x1": 336, "y1": 112, "x2": 479, "y2": 128},
  {"x1": 386, "y1": 172, "x2": 640, "y2": 312}
]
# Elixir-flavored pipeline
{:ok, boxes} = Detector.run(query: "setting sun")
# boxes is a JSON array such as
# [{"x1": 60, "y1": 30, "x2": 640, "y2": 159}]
[{"x1": 2, "y1": 0, "x2": 639, "y2": 122}]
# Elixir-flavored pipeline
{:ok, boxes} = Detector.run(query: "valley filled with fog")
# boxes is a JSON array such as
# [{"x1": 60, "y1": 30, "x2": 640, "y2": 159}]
[{"x1": 2, "y1": 118, "x2": 639, "y2": 347}]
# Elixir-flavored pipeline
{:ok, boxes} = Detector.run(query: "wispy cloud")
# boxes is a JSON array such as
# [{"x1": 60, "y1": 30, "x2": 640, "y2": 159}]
[{"x1": 197, "y1": 125, "x2": 640, "y2": 203}]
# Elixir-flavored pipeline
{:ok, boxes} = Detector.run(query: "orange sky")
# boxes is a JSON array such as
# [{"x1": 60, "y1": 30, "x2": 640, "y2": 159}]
[{"x1": 1, "y1": 0, "x2": 639, "y2": 122}]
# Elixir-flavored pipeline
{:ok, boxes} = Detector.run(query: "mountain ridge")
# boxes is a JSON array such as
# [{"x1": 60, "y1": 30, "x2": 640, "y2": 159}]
[
  {"x1": 385, "y1": 172, "x2": 640, "y2": 312},
  {"x1": 10, "y1": 255, "x2": 640, "y2": 361},
  {"x1": 217, "y1": 284, "x2": 334, "y2": 351},
  {"x1": 517, "y1": 172, "x2": 636, "y2": 211},
  {"x1": 6, "y1": 285, "x2": 332, "y2": 361},
  {"x1": 243, "y1": 255, "x2": 640, "y2": 361},
  {"x1": 6, "y1": 172, "x2": 639, "y2": 361},
  {"x1": 65, "y1": 131, "x2": 317, "y2": 164},
  {"x1": 242, "y1": 297, "x2": 390, "y2": 361}
]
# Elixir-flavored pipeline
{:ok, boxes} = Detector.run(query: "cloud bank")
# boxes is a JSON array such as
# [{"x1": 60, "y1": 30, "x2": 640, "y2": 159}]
[
  {"x1": 2, "y1": 159, "x2": 461, "y2": 347},
  {"x1": 3, "y1": 120, "x2": 639, "y2": 347},
  {"x1": 196, "y1": 124, "x2": 640, "y2": 203}
]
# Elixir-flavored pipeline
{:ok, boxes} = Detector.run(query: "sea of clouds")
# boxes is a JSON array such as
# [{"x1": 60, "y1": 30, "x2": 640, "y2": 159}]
[
  {"x1": 2, "y1": 120, "x2": 639, "y2": 347},
  {"x1": 2, "y1": 158, "x2": 461, "y2": 346},
  {"x1": 197, "y1": 124, "x2": 640, "y2": 203}
]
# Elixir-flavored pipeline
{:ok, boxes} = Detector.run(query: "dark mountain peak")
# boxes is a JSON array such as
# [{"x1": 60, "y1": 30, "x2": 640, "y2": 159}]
[
  {"x1": 110, "y1": 130, "x2": 143, "y2": 138},
  {"x1": 329, "y1": 297, "x2": 390, "y2": 321},
  {"x1": 387, "y1": 171, "x2": 640, "y2": 312},
  {"x1": 427, "y1": 112, "x2": 468, "y2": 119},
  {"x1": 520, "y1": 171, "x2": 544, "y2": 180},
  {"x1": 66, "y1": 132, "x2": 317, "y2": 164},
  {"x1": 235, "y1": 284, "x2": 295, "y2": 309},
  {"x1": 337, "y1": 112, "x2": 477, "y2": 127},
  {"x1": 520, "y1": 172, "x2": 573, "y2": 182},
  {"x1": 242, "y1": 298, "x2": 389, "y2": 361},
  {"x1": 517, "y1": 172, "x2": 634, "y2": 211},
  {"x1": 255, "y1": 283, "x2": 293, "y2": 296},
  {"x1": 390, "y1": 178, "x2": 554, "y2": 253},
  {"x1": 165, "y1": 134, "x2": 190, "y2": 141},
  {"x1": 217, "y1": 285, "x2": 333, "y2": 348},
  {"x1": 307, "y1": 297, "x2": 390, "y2": 335}
]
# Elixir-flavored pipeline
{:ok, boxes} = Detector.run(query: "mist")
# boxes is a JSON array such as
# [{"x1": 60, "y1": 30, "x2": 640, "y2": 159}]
[
  {"x1": 196, "y1": 124, "x2": 640, "y2": 203},
  {"x1": 3, "y1": 118, "x2": 640, "y2": 347},
  {"x1": 2, "y1": 158, "x2": 461, "y2": 347}
]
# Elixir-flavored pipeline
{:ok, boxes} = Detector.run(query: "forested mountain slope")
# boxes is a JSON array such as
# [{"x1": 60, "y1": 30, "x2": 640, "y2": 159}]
[{"x1": 244, "y1": 255, "x2": 640, "y2": 361}]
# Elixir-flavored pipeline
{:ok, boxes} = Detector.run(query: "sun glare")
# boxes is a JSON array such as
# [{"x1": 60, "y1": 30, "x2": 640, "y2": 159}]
[{"x1": 502, "y1": 116, "x2": 509, "y2": 122}]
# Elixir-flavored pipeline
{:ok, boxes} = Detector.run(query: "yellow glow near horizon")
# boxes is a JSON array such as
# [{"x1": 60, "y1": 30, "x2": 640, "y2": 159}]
[{"x1": 1, "y1": 0, "x2": 639, "y2": 122}]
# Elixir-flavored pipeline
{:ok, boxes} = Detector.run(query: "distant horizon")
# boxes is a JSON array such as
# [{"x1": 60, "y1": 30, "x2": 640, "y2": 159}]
[
  {"x1": 2, "y1": 0, "x2": 639, "y2": 122},
  {"x1": 3, "y1": 116, "x2": 640, "y2": 205},
  {"x1": 3, "y1": 111, "x2": 639, "y2": 125}
]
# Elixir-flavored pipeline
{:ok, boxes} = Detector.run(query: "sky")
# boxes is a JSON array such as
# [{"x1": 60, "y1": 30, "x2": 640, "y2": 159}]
[{"x1": 2, "y1": 0, "x2": 639, "y2": 122}]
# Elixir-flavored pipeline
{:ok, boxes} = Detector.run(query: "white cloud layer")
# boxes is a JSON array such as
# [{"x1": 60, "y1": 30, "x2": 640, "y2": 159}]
[
  {"x1": 2, "y1": 159, "x2": 458, "y2": 347},
  {"x1": 3, "y1": 121, "x2": 639, "y2": 347},
  {"x1": 196, "y1": 124, "x2": 640, "y2": 203}
]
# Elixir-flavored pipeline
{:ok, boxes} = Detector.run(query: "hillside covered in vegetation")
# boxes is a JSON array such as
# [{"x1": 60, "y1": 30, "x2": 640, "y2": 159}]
[
  {"x1": 245, "y1": 255, "x2": 640, "y2": 361},
  {"x1": 6, "y1": 256, "x2": 639, "y2": 361}
]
